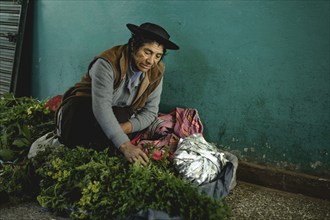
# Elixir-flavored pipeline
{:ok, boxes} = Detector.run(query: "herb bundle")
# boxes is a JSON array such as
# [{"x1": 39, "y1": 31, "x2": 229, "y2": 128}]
[
  {"x1": 0, "y1": 93, "x2": 55, "y2": 162},
  {"x1": 0, "y1": 93, "x2": 55, "y2": 200},
  {"x1": 33, "y1": 146, "x2": 229, "y2": 219}
]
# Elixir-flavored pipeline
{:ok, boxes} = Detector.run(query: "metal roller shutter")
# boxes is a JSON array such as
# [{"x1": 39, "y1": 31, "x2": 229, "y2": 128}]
[{"x1": 0, "y1": 0, "x2": 29, "y2": 96}]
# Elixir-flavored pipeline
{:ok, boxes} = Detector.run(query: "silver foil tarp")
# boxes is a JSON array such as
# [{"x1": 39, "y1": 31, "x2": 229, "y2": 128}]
[{"x1": 173, "y1": 133, "x2": 228, "y2": 185}]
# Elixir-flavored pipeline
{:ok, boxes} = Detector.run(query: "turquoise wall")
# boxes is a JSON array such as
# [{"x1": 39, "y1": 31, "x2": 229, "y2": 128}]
[{"x1": 31, "y1": 0, "x2": 330, "y2": 176}]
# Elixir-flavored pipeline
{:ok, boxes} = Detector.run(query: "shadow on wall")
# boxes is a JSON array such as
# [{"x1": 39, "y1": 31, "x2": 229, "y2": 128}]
[{"x1": 160, "y1": 45, "x2": 216, "y2": 121}]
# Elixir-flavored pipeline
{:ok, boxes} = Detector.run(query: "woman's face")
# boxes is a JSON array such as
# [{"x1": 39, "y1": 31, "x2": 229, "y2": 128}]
[{"x1": 132, "y1": 42, "x2": 164, "y2": 72}]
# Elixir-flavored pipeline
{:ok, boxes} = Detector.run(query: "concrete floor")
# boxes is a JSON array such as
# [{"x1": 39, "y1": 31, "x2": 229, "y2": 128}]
[
  {"x1": 0, "y1": 181, "x2": 329, "y2": 220},
  {"x1": 225, "y1": 181, "x2": 330, "y2": 220}
]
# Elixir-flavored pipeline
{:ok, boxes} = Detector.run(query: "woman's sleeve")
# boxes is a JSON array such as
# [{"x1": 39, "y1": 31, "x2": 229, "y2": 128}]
[
  {"x1": 89, "y1": 58, "x2": 130, "y2": 148},
  {"x1": 129, "y1": 78, "x2": 163, "y2": 132}
]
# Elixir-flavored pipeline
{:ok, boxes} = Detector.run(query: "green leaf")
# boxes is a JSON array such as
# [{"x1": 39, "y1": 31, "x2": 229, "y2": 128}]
[
  {"x1": 0, "y1": 149, "x2": 15, "y2": 161},
  {"x1": 13, "y1": 138, "x2": 30, "y2": 148},
  {"x1": 0, "y1": 133, "x2": 8, "y2": 147},
  {"x1": 21, "y1": 125, "x2": 32, "y2": 140},
  {"x1": 2, "y1": 92, "x2": 14, "y2": 100}
]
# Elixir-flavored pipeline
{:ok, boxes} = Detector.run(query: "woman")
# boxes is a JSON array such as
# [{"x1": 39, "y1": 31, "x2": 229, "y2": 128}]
[{"x1": 57, "y1": 22, "x2": 179, "y2": 166}]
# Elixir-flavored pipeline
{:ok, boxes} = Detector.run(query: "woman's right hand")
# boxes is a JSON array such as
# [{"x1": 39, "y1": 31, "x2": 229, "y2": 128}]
[{"x1": 119, "y1": 141, "x2": 149, "y2": 166}]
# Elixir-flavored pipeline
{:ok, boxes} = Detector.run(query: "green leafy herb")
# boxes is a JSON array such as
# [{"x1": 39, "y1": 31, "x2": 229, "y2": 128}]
[
  {"x1": 33, "y1": 146, "x2": 229, "y2": 220},
  {"x1": 0, "y1": 93, "x2": 55, "y2": 162}
]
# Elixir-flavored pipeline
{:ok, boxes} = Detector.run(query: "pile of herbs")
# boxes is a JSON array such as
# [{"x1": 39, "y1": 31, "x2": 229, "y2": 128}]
[
  {"x1": 0, "y1": 93, "x2": 230, "y2": 219},
  {"x1": 0, "y1": 93, "x2": 55, "y2": 200},
  {"x1": 0, "y1": 93, "x2": 55, "y2": 162}
]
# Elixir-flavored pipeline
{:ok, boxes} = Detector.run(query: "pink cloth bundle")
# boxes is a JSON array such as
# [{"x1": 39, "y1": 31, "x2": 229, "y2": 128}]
[{"x1": 132, "y1": 107, "x2": 204, "y2": 160}]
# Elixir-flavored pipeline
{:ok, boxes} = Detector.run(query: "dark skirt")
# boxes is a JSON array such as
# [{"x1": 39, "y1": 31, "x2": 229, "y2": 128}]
[{"x1": 57, "y1": 96, "x2": 133, "y2": 151}]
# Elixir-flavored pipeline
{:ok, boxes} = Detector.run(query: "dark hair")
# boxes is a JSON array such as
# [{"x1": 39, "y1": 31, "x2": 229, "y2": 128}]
[{"x1": 128, "y1": 34, "x2": 167, "y2": 61}]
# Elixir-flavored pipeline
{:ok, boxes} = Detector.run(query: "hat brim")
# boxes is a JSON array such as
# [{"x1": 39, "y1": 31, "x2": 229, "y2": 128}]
[{"x1": 127, "y1": 23, "x2": 179, "y2": 50}]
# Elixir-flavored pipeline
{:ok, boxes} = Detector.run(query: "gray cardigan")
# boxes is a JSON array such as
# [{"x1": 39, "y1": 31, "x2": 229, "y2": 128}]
[{"x1": 89, "y1": 58, "x2": 163, "y2": 148}]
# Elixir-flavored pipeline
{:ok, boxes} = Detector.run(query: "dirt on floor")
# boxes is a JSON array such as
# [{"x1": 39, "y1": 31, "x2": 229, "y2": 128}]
[{"x1": 0, "y1": 181, "x2": 329, "y2": 220}]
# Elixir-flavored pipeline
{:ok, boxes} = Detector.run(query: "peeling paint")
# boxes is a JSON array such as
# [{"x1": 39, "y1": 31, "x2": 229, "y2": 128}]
[
  {"x1": 310, "y1": 161, "x2": 323, "y2": 169},
  {"x1": 265, "y1": 142, "x2": 272, "y2": 149}
]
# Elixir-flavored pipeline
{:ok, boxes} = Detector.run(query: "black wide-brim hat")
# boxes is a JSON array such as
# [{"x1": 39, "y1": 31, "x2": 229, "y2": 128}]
[{"x1": 127, "y1": 22, "x2": 179, "y2": 50}]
